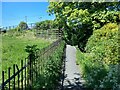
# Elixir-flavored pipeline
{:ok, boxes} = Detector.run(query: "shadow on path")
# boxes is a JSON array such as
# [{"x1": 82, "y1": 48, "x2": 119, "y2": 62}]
[
  {"x1": 62, "y1": 45, "x2": 86, "y2": 90},
  {"x1": 63, "y1": 73, "x2": 86, "y2": 90}
]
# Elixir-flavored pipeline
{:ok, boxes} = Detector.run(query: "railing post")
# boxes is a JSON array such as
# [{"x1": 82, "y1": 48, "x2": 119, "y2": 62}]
[
  {"x1": 31, "y1": 57, "x2": 33, "y2": 86},
  {"x1": 21, "y1": 60, "x2": 23, "y2": 89},
  {"x1": 16, "y1": 65, "x2": 20, "y2": 90},
  {"x1": 27, "y1": 57, "x2": 29, "y2": 88},
  {"x1": 25, "y1": 59, "x2": 27, "y2": 90},
  {"x1": 35, "y1": 52, "x2": 38, "y2": 81},
  {"x1": 2, "y1": 71, "x2": 4, "y2": 90},
  {"x1": 13, "y1": 64, "x2": 15, "y2": 90},
  {"x1": 8, "y1": 67, "x2": 10, "y2": 90},
  {"x1": 29, "y1": 54, "x2": 32, "y2": 90}
]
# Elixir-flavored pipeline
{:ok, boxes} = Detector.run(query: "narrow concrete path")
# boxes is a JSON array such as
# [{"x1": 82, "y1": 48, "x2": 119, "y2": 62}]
[{"x1": 63, "y1": 45, "x2": 85, "y2": 90}]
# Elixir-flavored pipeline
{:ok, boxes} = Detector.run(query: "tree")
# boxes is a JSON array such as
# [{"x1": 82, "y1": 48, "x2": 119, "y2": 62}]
[
  {"x1": 35, "y1": 20, "x2": 58, "y2": 30},
  {"x1": 18, "y1": 21, "x2": 28, "y2": 30},
  {"x1": 48, "y1": 2, "x2": 119, "y2": 52}
]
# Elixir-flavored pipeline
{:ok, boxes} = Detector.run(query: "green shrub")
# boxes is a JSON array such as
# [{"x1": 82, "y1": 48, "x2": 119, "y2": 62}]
[
  {"x1": 33, "y1": 41, "x2": 65, "y2": 89},
  {"x1": 76, "y1": 23, "x2": 119, "y2": 89},
  {"x1": 86, "y1": 23, "x2": 118, "y2": 64}
]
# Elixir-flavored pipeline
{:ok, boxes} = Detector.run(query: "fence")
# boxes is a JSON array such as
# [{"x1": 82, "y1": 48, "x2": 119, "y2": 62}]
[
  {"x1": 1, "y1": 23, "x2": 62, "y2": 39},
  {"x1": 35, "y1": 29, "x2": 62, "y2": 39},
  {"x1": 0, "y1": 38, "x2": 66, "y2": 90},
  {"x1": 2, "y1": 23, "x2": 35, "y2": 31}
]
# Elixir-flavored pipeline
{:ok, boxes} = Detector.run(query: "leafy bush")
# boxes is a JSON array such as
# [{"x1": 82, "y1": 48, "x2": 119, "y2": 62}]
[
  {"x1": 92, "y1": 11, "x2": 119, "y2": 30},
  {"x1": 33, "y1": 41, "x2": 65, "y2": 89},
  {"x1": 35, "y1": 20, "x2": 58, "y2": 30},
  {"x1": 86, "y1": 23, "x2": 118, "y2": 64},
  {"x1": 76, "y1": 23, "x2": 119, "y2": 89}
]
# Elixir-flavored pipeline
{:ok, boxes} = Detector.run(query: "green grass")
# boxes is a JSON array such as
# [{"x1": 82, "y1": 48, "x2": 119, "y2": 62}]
[
  {"x1": 0, "y1": 30, "x2": 51, "y2": 75},
  {"x1": 0, "y1": 30, "x2": 64, "y2": 89}
]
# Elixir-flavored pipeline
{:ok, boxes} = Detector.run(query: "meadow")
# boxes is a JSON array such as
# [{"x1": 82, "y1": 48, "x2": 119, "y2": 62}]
[
  {"x1": 0, "y1": 29, "x2": 65, "y2": 89},
  {"x1": 0, "y1": 30, "x2": 51, "y2": 73}
]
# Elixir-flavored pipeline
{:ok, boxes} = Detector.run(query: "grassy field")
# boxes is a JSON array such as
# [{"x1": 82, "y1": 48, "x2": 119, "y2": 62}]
[
  {"x1": 0, "y1": 30, "x2": 51, "y2": 73},
  {"x1": 0, "y1": 29, "x2": 64, "y2": 89}
]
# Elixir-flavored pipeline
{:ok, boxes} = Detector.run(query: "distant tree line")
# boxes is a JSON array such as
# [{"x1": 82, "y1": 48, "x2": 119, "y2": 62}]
[
  {"x1": 1, "y1": 21, "x2": 29, "y2": 33},
  {"x1": 35, "y1": 20, "x2": 59, "y2": 30},
  {"x1": 1, "y1": 20, "x2": 60, "y2": 34}
]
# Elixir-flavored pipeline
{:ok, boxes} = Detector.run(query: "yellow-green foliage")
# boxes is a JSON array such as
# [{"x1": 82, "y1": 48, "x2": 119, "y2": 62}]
[
  {"x1": 86, "y1": 23, "x2": 118, "y2": 64},
  {"x1": 76, "y1": 23, "x2": 119, "y2": 89}
]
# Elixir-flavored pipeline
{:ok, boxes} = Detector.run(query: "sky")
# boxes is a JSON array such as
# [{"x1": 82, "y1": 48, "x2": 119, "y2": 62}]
[{"x1": 1, "y1": 2, "x2": 55, "y2": 27}]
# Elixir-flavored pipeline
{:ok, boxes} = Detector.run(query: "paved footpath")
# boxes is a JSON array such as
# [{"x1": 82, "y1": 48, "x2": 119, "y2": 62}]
[{"x1": 63, "y1": 45, "x2": 85, "y2": 90}]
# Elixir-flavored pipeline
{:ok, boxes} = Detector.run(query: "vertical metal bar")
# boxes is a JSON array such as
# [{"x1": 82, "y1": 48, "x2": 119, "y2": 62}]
[
  {"x1": 36, "y1": 55, "x2": 38, "y2": 81},
  {"x1": 31, "y1": 58, "x2": 33, "y2": 86},
  {"x1": 32, "y1": 58, "x2": 33, "y2": 83},
  {"x1": 29, "y1": 54, "x2": 32, "y2": 90},
  {"x1": 25, "y1": 59, "x2": 26, "y2": 90},
  {"x1": 33, "y1": 55, "x2": 36, "y2": 83},
  {"x1": 2, "y1": 71, "x2": 4, "y2": 90},
  {"x1": 21, "y1": 60, "x2": 23, "y2": 90},
  {"x1": 8, "y1": 67, "x2": 10, "y2": 90},
  {"x1": 27, "y1": 57, "x2": 29, "y2": 89},
  {"x1": 18, "y1": 67, "x2": 19, "y2": 90},
  {"x1": 13, "y1": 64, "x2": 15, "y2": 90}
]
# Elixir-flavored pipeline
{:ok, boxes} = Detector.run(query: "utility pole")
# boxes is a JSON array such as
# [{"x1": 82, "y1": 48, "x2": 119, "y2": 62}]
[
  {"x1": 25, "y1": 16, "x2": 28, "y2": 30},
  {"x1": 38, "y1": 17, "x2": 42, "y2": 37},
  {"x1": 39, "y1": 17, "x2": 42, "y2": 22},
  {"x1": 25, "y1": 16, "x2": 27, "y2": 24}
]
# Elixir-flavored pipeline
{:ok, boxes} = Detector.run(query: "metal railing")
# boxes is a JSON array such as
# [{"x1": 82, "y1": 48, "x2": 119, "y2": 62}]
[{"x1": 0, "y1": 38, "x2": 65, "y2": 90}]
